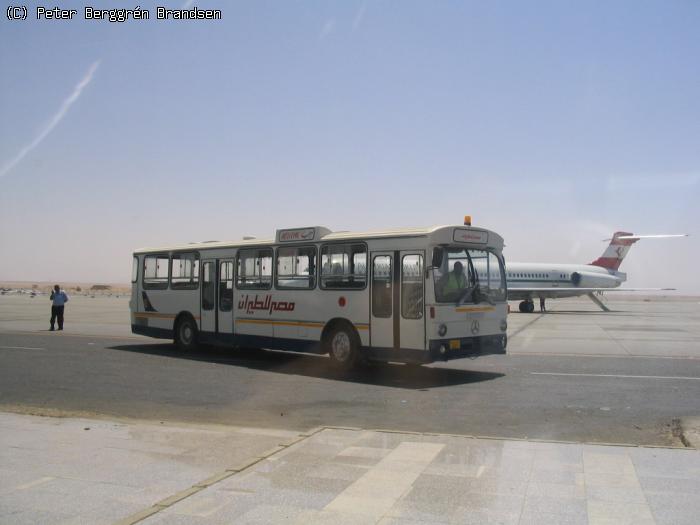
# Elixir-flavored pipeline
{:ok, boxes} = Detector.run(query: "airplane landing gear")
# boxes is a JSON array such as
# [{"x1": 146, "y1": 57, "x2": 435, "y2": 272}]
[{"x1": 518, "y1": 300, "x2": 535, "y2": 313}]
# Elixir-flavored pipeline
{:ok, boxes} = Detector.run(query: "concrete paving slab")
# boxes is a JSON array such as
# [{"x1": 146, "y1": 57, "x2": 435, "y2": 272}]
[
  {"x1": 644, "y1": 492, "x2": 700, "y2": 525},
  {"x1": 0, "y1": 412, "x2": 301, "y2": 524},
  {"x1": 142, "y1": 427, "x2": 700, "y2": 525},
  {"x1": 3, "y1": 413, "x2": 700, "y2": 524}
]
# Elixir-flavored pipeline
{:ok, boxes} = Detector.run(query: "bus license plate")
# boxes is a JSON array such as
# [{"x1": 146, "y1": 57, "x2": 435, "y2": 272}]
[{"x1": 449, "y1": 339, "x2": 460, "y2": 350}]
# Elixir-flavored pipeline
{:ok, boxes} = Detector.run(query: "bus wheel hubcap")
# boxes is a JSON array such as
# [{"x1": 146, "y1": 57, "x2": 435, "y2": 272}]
[
  {"x1": 182, "y1": 325, "x2": 192, "y2": 343},
  {"x1": 332, "y1": 332, "x2": 351, "y2": 361}
]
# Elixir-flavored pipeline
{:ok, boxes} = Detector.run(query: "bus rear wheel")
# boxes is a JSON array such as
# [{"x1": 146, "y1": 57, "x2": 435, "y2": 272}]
[
  {"x1": 175, "y1": 315, "x2": 198, "y2": 351},
  {"x1": 325, "y1": 325, "x2": 360, "y2": 370}
]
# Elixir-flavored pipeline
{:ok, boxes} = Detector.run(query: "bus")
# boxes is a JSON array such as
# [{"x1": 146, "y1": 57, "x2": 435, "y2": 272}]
[{"x1": 130, "y1": 223, "x2": 508, "y2": 368}]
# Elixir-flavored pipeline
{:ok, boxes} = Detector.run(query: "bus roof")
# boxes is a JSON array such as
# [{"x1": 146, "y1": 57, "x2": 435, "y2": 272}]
[{"x1": 133, "y1": 225, "x2": 503, "y2": 254}]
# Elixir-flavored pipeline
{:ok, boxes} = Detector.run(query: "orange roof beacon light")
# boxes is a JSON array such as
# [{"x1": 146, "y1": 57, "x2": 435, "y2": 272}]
[{"x1": 464, "y1": 215, "x2": 472, "y2": 226}]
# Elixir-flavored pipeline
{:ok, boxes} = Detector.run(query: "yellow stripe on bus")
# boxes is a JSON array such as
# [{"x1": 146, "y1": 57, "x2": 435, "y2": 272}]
[
  {"x1": 454, "y1": 306, "x2": 496, "y2": 313},
  {"x1": 135, "y1": 313, "x2": 369, "y2": 330},
  {"x1": 236, "y1": 319, "x2": 324, "y2": 329},
  {"x1": 134, "y1": 312, "x2": 201, "y2": 320},
  {"x1": 235, "y1": 319, "x2": 369, "y2": 330}
]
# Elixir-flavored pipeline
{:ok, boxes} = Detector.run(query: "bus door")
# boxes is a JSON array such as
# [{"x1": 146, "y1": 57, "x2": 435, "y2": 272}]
[
  {"x1": 399, "y1": 251, "x2": 425, "y2": 349},
  {"x1": 370, "y1": 251, "x2": 426, "y2": 350},
  {"x1": 200, "y1": 259, "x2": 235, "y2": 337},
  {"x1": 217, "y1": 260, "x2": 234, "y2": 335},
  {"x1": 200, "y1": 260, "x2": 217, "y2": 333},
  {"x1": 370, "y1": 252, "x2": 393, "y2": 348}
]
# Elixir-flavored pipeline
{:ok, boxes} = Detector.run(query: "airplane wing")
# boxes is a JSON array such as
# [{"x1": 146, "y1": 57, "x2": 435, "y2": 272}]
[
  {"x1": 507, "y1": 286, "x2": 675, "y2": 303},
  {"x1": 603, "y1": 234, "x2": 688, "y2": 241},
  {"x1": 511, "y1": 287, "x2": 675, "y2": 293}
]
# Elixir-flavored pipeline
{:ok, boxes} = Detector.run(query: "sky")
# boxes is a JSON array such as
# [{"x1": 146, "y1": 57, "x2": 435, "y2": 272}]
[{"x1": 1, "y1": 1, "x2": 698, "y2": 292}]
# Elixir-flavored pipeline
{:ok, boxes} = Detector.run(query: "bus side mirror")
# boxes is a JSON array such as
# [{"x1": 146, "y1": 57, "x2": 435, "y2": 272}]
[{"x1": 431, "y1": 248, "x2": 443, "y2": 268}]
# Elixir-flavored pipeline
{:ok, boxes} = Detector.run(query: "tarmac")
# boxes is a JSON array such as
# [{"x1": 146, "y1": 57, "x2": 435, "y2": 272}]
[{"x1": 1, "y1": 294, "x2": 699, "y2": 524}]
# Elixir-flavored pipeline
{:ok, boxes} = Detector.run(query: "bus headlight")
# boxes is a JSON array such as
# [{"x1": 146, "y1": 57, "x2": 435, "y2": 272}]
[
  {"x1": 500, "y1": 319, "x2": 508, "y2": 332},
  {"x1": 438, "y1": 324, "x2": 447, "y2": 337}
]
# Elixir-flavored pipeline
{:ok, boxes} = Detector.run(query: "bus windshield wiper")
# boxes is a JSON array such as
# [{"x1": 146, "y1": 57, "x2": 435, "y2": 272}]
[
  {"x1": 457, "y1": 284, "x2": 494, "y2": 306},
  {"x1": 479, "y1": 286, "x2": 495, "y2": 305}
]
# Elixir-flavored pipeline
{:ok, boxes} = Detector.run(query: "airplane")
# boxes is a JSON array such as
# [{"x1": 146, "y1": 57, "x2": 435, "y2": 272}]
[{"x1": 504, "y1": 231, "x2": 688, "y2": 312}]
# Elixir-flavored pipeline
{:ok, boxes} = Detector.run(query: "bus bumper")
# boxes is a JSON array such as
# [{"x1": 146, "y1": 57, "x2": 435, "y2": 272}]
[
  {"x1": 364, "y1": 336, "x2": 505, "y2": 364},
  {"x1": 428, "y1": 335, "x2": 506, "y2": 362}
]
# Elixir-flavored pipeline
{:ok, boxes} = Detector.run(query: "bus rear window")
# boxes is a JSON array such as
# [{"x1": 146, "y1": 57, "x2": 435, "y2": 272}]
[{"x1": 131, "y1": 256, "x2": 138, "y2": 283}]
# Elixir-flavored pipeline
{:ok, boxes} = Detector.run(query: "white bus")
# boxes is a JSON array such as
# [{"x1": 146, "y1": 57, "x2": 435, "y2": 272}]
[{"x1": 130, "y1": 224, "x2": 508, "y2": 368}]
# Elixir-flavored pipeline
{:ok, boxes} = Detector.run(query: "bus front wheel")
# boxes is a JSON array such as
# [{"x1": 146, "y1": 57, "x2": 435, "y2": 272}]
[
  {"x1": 175, "y1": 315, "x2": 198, "y2": 351},
  {"x1": 495, "y1": 333, "x2": 507, "y2": 352},
  {"x1": 325, "y1": 325, "x2": 360, "y2": 370}
]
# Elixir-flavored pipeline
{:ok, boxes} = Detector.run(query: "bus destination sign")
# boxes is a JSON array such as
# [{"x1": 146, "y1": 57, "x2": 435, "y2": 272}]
[
  {"x1": 453, "y1": 228, "x2": 488, "y2": 244},
  {"x1": 277, "y1": 227, "x2": 317, "y2": 243}
]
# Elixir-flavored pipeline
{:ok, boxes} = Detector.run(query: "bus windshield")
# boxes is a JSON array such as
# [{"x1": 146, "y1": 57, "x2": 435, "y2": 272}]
[{"x1": 433, "y1": 247, "x2": 506, "y2": 304}]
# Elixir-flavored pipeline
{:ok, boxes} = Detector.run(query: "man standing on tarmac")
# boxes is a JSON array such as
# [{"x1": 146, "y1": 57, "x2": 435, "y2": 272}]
[{"x1": 49, "y1": 284, "x2": 69, "y2": 331}]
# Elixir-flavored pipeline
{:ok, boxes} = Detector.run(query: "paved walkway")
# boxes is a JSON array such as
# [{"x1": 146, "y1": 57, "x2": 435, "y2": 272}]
[{"x1": 1, "y1": 412, "x2": 699, "y2": 524}]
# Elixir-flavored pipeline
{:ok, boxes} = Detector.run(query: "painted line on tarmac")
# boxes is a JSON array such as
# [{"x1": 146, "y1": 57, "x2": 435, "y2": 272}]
[
  {"x1": 0, "y1": 345, "x2": 47, "y2": 351},
  {"x1": 510, "y1": 352, "x2": 700, "y2": 360},
  {"x1": 532, "y1": 372, "x2": 700, "y2": 381},
  {"x1": 16, "y1": 476, "x2": 54, "y2": 490},
  {"x1": 0, "y1": 330, "x2": 146, "y2": 341},
  {"x1": 508, "y1": 313, "x2": 545, "y2": 339}
]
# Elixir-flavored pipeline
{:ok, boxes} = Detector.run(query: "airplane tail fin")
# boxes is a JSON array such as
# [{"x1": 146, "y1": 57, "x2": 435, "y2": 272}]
[
  {"x1": 590, "y1": 232, "x2": 688, "y2": 271},
  {"x1": 590, "y1": 231, "x2": 638, "y2": 270}
]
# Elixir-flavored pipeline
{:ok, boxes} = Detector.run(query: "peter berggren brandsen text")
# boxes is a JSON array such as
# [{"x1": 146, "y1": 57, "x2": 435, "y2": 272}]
[{"x1": 35, "y1": 6, "x2": 223, "y2": 22}]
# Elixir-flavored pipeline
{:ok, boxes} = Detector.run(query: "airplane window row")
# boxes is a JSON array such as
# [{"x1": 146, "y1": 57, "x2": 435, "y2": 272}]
[{"x1": 505, "y1": 273, "x2": 571, "y2": 280}]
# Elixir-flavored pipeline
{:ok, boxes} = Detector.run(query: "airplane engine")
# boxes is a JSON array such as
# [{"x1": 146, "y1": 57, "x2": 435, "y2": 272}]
[{"x1": 571, "y1": 271, "x2": 619, "y2": 288}]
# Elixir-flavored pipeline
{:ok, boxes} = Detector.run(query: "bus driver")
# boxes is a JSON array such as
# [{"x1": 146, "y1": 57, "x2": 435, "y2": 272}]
[{"x1": 440, "y1": 261, "x2": 468, "y2": 300}]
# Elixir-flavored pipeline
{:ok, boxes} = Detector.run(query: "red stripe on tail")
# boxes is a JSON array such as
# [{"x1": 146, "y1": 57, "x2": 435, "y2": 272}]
[{"x1": 590, "y1": 231, "x2": 638, "y2": 270}]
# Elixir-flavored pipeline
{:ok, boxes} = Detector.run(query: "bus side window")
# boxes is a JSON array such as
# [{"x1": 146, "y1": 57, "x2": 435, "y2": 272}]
[
  {"x1": 276, "y1": 246, "x2": 316, "y2": 289},
  {"x1": 320, "y1": 243, "x2": 367, "y2": 289},
  {"x1": 171, "y1": 252, "x2": 200, "y2": 290},
  {"x1": 143, "y1": 254, "x2": 169, "y2": 290},
  {"x1": 237, "y1": 248, "x2": 273, "y2": 289},
  {"x1": 372, "y1": 255, "x2": 392, "y2": 318}
]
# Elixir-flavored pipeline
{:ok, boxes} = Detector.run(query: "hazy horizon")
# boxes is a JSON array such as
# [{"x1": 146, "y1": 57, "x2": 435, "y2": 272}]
[{"x1": 1, "y1": 1, "x2": 698, "y2": 292}]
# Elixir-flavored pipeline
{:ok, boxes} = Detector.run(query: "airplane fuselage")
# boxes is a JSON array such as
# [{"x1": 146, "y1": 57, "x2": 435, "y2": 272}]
[
  {"x1": 496, "y1": 230, "x2": 683, "y2": 311},
  {"x1": 505, "y1": 262, "x2": 625, "y2": 300}
]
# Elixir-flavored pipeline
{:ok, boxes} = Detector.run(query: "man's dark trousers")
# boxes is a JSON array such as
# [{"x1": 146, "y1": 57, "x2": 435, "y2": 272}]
[{"x1": 50, "y1": 305, "x2": 64, "y2": 330}]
